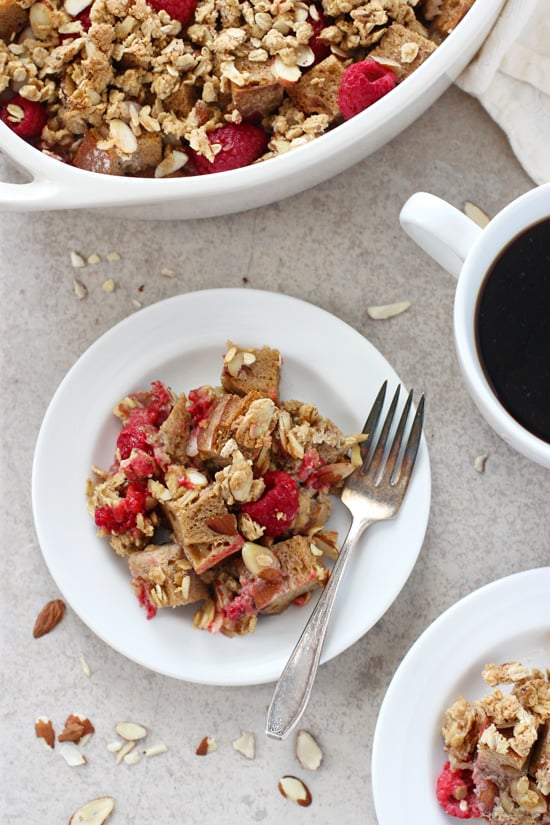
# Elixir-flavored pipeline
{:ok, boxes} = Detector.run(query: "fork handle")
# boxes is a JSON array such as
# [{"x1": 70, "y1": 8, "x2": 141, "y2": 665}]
[{"x1": 265, "y1": 517, "x2": 370, "y2": 740}]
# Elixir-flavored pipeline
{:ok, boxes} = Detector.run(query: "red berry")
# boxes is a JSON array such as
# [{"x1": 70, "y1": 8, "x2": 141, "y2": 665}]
[
  {"x1": 189, "y1": 124, "x2": 268, "y2": 175},
  {"x1": 308, "y1": 5, "x2": 331, "y2": 64},
  {"x1": 241, "y1": 471, "x2": 299, "y2": 538},
  {"x1": 95, "y1": 483, "x2": 149, "y2": 534},
  {"x1": 338, "y1": 59, "x2": 396, "y2": 120},
  {"x1": 147, "y1": 0, "x2": 197, "y2": 26},
  {"x1": 435, "y1": 762, "x2": 481, "y2": 819},
  {"x1": 0, "y1": 95, "x2": 47, "y2": 141}
]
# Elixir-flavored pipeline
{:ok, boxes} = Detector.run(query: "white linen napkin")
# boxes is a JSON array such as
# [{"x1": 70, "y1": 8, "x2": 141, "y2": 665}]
[{"x1": 456, "y1": 0, "x2": 550, "y2": 185}]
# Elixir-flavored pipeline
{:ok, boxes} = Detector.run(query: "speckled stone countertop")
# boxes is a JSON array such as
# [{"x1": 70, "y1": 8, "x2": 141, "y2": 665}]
[{"x1": 2, "y1": 85, "x2": 549, "y2": 825}]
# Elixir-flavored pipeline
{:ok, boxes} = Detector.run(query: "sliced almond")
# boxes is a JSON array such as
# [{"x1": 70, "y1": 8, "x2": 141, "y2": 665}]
[
  {"x1": 195, "y1": 735, "x2": 217, "y2": 756},
  {"x1": 367, "y1": 301, "x2": 411, "y2": 320},
  {"x1": 35, "y1": 716, "x2": 55, "y2": 749},
  {"x1": 143, "y1": 743, "x2": 168, "y2": 758},
  {"x1": 64, "y1": 0, "x2": 91, "y2": 16},
  {"x1": 271, "y1": 56, "x2": 301, "y2": 84},
  {"x1": 473, "y1": 453, "x2": 489, "y2": 473},
  {"x1": 70, "y1": 250, "x2": 86, "y2": 268},
  {"x1": 59, "y1": 742, "x2": 87, "y2": 767},
  {"x1": 80, "y1": 657, "x2": 91, "y2": 676},
  {"x1": 58, "y1": 714, "x2": 95, "y2": 744},
  {"x1": 123, "y1": 749, "x2": 141, "y2": 765},
  {"x1": 296, "y1": 730, "x2": 323, "y2": 771},
  {"x1": 241, "y1": 542, "x2": 280, "y2": 577},
  {"x1": 232, "y1": 731, "x2": 255, "y2": 759},
  {"x1": 114, "y1": 721, "x2": 147, "y2": 741},
  {"x1": 226, "y1": 350, "x2": 244, "y2": 377},
  {"x1": 295, "y1": 44, "x2": 315, "y2": 67},
  {"x1": 115, "y1": 740, "x2": 135, "y2": 764},
  {"x1": 106, "y1": 741, "x2": 122, "y2": 753},
  {"x1": 68, "y1": 796, "x2": 115, "y2": 825},
  {"x1": 464, "y1": 200, "x2": 490, "y2": 228},
  {"x1": 278, "y1": 775, "x2": 312, "y2": 807},
  {"x1": 109, "y1": 119, "x2": 138, "y2": 154}
]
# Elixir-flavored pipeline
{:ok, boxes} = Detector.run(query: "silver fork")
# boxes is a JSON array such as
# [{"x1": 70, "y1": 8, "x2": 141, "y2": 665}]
[{"x1": 265, "y1": 381, "x2": 425, "y2": 740}]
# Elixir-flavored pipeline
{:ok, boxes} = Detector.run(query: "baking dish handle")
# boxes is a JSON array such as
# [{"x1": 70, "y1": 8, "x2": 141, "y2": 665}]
[{"x1": 0, "y1": 177, "x2": 63, "y2": 211}]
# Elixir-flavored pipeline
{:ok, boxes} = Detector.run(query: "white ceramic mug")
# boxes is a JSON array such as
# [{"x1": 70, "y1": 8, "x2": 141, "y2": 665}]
[{"x1": 399, "y1": 184, "x2": 550, "y2": 468}]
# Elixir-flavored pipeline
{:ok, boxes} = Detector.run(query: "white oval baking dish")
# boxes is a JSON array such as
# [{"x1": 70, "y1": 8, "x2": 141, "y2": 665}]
[{"x1": 0, "y1": 0, "x2": 505, "y2": 220}]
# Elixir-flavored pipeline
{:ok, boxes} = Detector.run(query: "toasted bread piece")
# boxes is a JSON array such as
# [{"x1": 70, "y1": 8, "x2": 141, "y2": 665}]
[
  {"x1": 423, "y1": 0, "x2": 475, "y2": 40},
  {"x1": 128, "y1": 542, "x2": 208, "y2": 607},
  {"x1": 162, "y1": 483, "x2": 232, "y2": 547},
  {"x1": 286, "y1": 55, "x2": 346, "y2": 121},
  {"x1": 164, "y1": 83, "x2": 197, "y2": 118},
  {"x1": 231, "y1": 58, "x2": 284, "y2": 119},
  {"x1": 159, "y1": 393, "x2": 191, "y2": 463},
  {"x1": 196, "y1": 393, "x2": 248, "y2": 461},
  {"x1": 0, "y1": 0, "x2": 27, "y2": 41},
  {"x1": 73, "y1": 128, "x2": 162, "y2": 176},
  {"x1": 250, "y1": 534, "x2": 327, "y2": 614},
  {"x1": 369, "y1": 22, "x2": 437, "y2": 83},
  {"x1": 221, "y1": 341, "x2": 281, "y2": 400}
]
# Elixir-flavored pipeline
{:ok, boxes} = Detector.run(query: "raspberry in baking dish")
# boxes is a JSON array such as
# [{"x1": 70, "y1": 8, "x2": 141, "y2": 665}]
[{"x1": 87, "y1": 341, "x2": 364, "y2": 636}]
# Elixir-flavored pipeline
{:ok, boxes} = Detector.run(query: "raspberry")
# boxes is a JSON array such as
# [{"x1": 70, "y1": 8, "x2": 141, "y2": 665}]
[
  {"x1": 147, "y1": 0, "x2": 197, "y2": 26},
  {"x1": 189, "y1": 124, "x2": 268, "y2": 175},
  {"x1": 187, "y1": 385, "x2": 217, "y2": 425},
  {"x1": 134, "y1": 579, "x2": 157, "y2": 620},
  {"x1": 120, "y1": 450, "x2": 157, "y2": 483},
  {"x1": 95, "y1": 483, "x2": 148, "y2": 535},
  {"x1": 241, "y1": 471, "x2": 299, "y2": 538},
  {"x1": 117, "y1": 407, "x2": 158, "y2": 460},
  {"x1": 337, "y1": 59, "x2": 396, "y2": 120},
  {"x1": 308, "y1": 5, "x2": 331, "y2": 64},
  {"x1": 0, "y1": 95, "x2": 47, "y2": 141},
  {"x1": 436, "y1": 762, "x2": 481, "y2": 819}
]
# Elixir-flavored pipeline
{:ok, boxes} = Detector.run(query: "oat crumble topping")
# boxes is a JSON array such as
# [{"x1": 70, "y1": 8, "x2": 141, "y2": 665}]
[{"x1": 0, "y1": 0, "x2": 475, "y2": 175}]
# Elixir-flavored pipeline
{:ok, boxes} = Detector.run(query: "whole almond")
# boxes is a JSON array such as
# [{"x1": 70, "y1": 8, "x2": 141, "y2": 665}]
[{"x1": 33, "y1": 599, "x2": 66, "y2": 638}]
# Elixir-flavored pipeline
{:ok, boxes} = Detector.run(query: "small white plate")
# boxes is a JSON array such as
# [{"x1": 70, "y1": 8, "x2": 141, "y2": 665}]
[
  {"x1": 32, "y1": 288, "x2": 430, "y2": 686},
  {"x1": 372, "y1": 567, "x2": 550, "y2": 825}
]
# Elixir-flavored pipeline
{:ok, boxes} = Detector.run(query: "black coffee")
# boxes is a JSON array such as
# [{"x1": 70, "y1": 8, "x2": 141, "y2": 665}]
[{"x1": 475, "y1": 216, "x2": 550, "y2": 443}]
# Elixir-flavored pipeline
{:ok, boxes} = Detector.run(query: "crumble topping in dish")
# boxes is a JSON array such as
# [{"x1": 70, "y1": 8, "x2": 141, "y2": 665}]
[
  {"x1": 86, "y1": 341, "x2": 365, "y2": 636},
  {"x1": 437, "y1": 662, "x2": 550, "y2": 822},
  {"x1": 0, "y1": 0, "x2": 475, "y2": 176}
]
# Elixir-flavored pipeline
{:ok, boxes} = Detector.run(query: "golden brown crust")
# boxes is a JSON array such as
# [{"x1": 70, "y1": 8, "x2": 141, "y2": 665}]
[{"x1": 369, "y1": 22, "x2": 437, "y2": 83}]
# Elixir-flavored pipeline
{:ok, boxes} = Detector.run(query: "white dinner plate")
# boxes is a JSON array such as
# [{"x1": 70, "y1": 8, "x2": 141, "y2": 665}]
[
  {"x1": 32, "y1": 288, "x2": 431, "y2": 686},
  {"x1": 372, "y1": 567, "x2": 550, "y2": 824}
]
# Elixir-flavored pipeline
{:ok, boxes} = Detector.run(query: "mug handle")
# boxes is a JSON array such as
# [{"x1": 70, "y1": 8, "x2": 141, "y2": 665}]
[{"x1": 399, "y1": 192, "x2": 484, "y2": 279}]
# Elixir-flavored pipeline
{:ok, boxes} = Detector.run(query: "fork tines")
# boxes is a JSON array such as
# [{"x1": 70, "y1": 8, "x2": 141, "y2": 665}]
[{"x1": 362, "y1": 382, "x2": 424, "y2": 485}]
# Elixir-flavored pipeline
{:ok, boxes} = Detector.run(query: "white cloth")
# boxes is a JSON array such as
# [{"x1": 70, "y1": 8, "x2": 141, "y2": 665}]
[{"x1": 456, "y1": 0, "x2": 550, "y2": 185}]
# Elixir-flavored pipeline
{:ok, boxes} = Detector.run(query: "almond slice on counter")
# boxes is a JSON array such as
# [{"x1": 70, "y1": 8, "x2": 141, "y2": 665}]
[
  {"x1": 114, "y1": 721, "x2": 147, "y2": 741},
  {"x1": 232, "y1": 731, "x2": 255, "y2": 759},
  {"x1": 115, "y1": 741, "x2": 136, "y2": 764},
  {"x1": 367, "y1": 301, "x2": 410, "y2": 320},
  {"x1": 278, "y1": 775, "x2": 312, "y2": 806},
  {"x1": 59, "y1": 742, "x2": 87, "y2": 767},
  {"x1": 35, "y1": 716, "x2": 55, "y2": 749},
  {"x1": 68, "y1": 796, "x2": 115, "y2": 824},
  {"x1": 464, "y1": 200, "x2": 490, "y2": 228},
  {"x1": 195, "y1": 735, "x2": 217, "y2": 755},
  {"x1": 295, "y1": 730, "x2": 323, "y2": 770}
]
